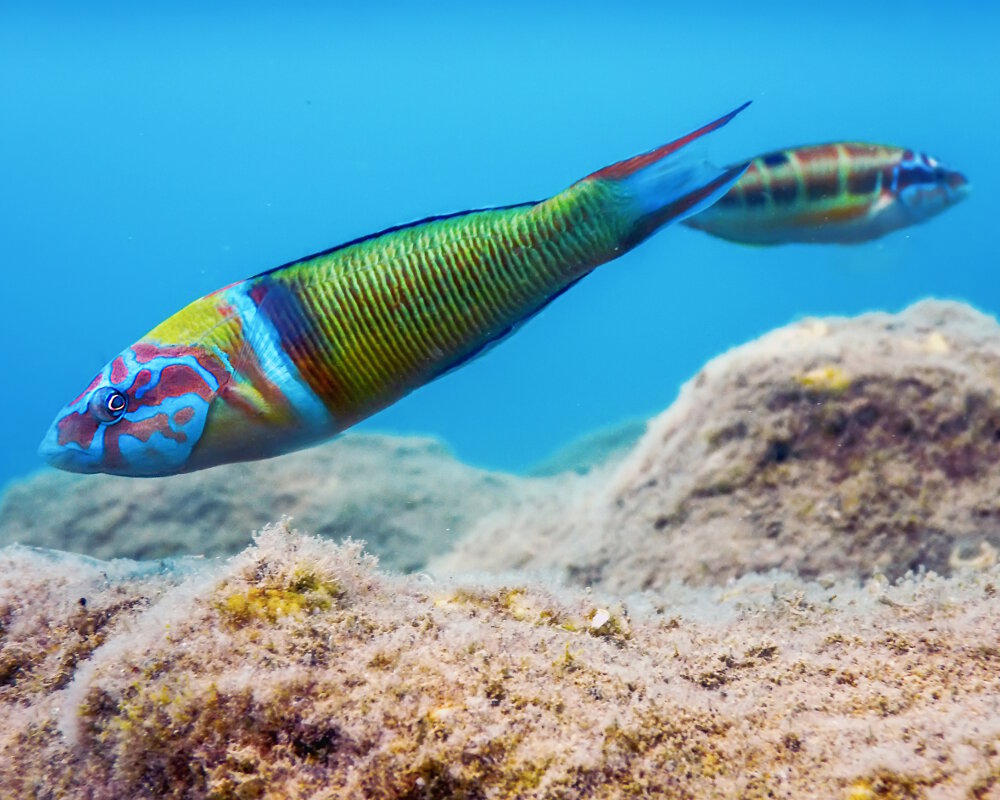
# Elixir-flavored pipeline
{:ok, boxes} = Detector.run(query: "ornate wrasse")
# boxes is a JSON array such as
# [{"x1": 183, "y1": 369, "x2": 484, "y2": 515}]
[
  {"x1": 683, "y1": 143, "x2": 969, "y2": 244},
  {"x1": 40, "y1": 104, "x2": 750, "y2": 476}
]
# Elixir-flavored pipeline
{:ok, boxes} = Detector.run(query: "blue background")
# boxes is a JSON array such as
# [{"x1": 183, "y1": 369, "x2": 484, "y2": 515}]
[{"x1": 1, "y1": 2, "x2": 995, "y2": 490}]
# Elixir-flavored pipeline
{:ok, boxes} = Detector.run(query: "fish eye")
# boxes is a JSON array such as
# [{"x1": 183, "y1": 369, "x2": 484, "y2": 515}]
[{"x1": 89, "y1": 387, "x2": 128, "y2": 423}]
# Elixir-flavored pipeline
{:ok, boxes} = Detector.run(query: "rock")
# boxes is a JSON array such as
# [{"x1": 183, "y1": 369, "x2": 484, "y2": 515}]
[
  {"x1": 8, "y1": 300, "x2": 1000, "y2": 797},
  {"x1": 435, "y1": 300, "x2": 1000, "y2": 589},
  {"x1": 527, "y1": 418, "x2": 647, "y2": 476},
  {"x1": 8, "y1": 300, "x2": 1000, "y2": 591},
  {"x1": 0, "y1": 433, "x2": 524, "y2": 572},
  {"x1": 3, "y1": 524, "x2": 999, "y2": 798}
]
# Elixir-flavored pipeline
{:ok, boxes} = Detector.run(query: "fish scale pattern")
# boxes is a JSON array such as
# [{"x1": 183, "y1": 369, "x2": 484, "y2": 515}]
[{"x1": 246, "y1": 181, "x2": 628, "y2": 424}]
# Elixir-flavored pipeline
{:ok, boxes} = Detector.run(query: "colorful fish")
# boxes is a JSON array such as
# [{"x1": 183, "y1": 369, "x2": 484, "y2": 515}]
[
  {"x1": 40, "y1": 104, "x2": 750, "y2": 476},
  {"x1": 683, "y1": 143, "x2": 969, "y2": 245}
]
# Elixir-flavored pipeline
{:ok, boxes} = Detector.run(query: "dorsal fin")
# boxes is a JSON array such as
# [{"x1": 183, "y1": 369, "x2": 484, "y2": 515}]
[{"x1": 251, "y1": 201, "x2": 540, "y2": 282}]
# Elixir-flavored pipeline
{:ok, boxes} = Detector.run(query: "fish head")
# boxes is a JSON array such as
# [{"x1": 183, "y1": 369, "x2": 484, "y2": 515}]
[
  {"x1": 39, "y1": 342, "x2": 231, "y2": 477},
  {"x1": 895, "y1": 150, "x2": 970, "y2": 221}
]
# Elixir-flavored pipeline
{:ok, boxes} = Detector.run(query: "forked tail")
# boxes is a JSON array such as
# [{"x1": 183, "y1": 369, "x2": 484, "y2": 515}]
[{"x1": 579, "y1": 101, "x2": 752, "y2": 248}]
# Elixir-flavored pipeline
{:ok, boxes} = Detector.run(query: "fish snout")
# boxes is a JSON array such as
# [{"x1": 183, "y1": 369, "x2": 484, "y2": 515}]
[
  {"x1": 38, "y1": 418, "x2": 96, "y2": 474},
  {"x1": 944, "y1": 169, "x2": 971, "y2": 200},
  {"x1": 38, "y1": 422, "x2": 66, "y2": 468}
]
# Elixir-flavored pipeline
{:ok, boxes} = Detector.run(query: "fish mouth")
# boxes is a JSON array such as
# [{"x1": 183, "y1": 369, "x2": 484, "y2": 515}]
[
  {"x1": 945, "y1": 170, "x2": 971, "y2": 199},
  {"x1": 38, "y1": 424, "x2": 98, "y2": 474}
]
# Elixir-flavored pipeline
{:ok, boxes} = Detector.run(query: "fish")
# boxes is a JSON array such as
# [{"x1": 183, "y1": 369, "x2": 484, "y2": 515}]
[
  {"x1": 682, "y1": 142, "x2": 969, "y2": 245},
  {"x1": 39, "y1": 103, "x2": 751, "y2": 477}
]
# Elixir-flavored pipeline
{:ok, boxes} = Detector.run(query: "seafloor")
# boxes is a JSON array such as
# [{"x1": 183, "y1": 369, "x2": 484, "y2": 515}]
[{"x1": 3, "y1": 300, "x2": 1000, "y2": 798}]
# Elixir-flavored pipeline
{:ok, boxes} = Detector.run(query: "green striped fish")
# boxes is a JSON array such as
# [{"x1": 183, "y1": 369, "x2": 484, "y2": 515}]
[{"x1": 40, "y1": 104, "x2": 749, "y2": 476}]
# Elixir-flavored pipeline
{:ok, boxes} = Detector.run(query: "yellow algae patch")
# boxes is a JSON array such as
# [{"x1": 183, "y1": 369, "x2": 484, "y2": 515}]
[
  {"x1": 216, "y1": 570, "x2": 342, "y2": 624},
  {"x1": 796, "y1": 364, "x2": 852, "y2": 393},
  {"x1": 847, "y1": 781, "x2": 876, "y2": 800},
  {"x1": 845, "y1": 771, "x2": 939, "y2": 799},
  {"x1": 498, "y1": 588, "x2": 535, "y2": 622}
]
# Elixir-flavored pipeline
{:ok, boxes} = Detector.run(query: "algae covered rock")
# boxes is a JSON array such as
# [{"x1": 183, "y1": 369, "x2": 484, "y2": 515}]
[
  {"x1": 0, "y1": 433, "x2": 524, "y2": 572},
  {"x1": 436, "y1": 300, "x2": 1000, "y2": 589},
  {"x1": 3, "y1": 524, "x2": 1000, "y2": 798},
  {"x1": 10, "y1": 299, "x2": 1000, "y2": 591}
]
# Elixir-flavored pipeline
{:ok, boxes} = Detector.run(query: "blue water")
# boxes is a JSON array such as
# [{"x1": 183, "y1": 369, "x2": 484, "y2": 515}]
[{"x1": 1, "y1": 2, "x2": 996, "y2": 490}]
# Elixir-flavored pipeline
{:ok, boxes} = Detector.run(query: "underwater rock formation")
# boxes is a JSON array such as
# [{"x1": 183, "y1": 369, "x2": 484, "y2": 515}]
[
  {"x1": 436, "y1": 300, "x2": 1000, "y2": 589},
  {"x1": 526, "y1": 418, "x2": 647, "y2": 476},
  {"x1": 6, "y1": 301, "x2": 1000, "y2": 797},
  {"x1": 5, "y1": 299, "x2": 1000, "y2": 593},
  {"x1": 0, "y1": 433, "x2": 524, "y2": 572},
  {"x1": 2, "y1": 523, "x2": 1000, "y2": 798}
]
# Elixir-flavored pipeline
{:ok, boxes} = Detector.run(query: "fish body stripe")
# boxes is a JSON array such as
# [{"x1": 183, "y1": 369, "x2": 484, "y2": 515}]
[
  {"x1": 243, "y1": 184, "x2": 628, "y2": 426},
  {"x1": 725, "y1": 143, "x2": 892, "y2": 210},
  {"x1": 685, "y1": 143, "x2": 907, "y2": 244},
  {"x1": 224, "y1": 284, "x2": 333, "y2": 429},
  {"x1": 149, "y1": 182, "x2": 630, "y2": 432}
]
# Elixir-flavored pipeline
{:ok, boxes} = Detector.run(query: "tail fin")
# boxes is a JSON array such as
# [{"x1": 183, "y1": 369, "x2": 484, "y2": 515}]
[{"x1": 585, "y1": 102, "x2": 751, "y2": 245}]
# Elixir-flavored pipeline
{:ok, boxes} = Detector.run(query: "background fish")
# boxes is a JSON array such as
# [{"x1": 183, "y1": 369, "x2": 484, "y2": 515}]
[
  {"x1": 39, "y1": 105, "x2": 749, "y2": 477},
  {"x1": 683, "y1": 143, "x2": 969, "y2": 245}
]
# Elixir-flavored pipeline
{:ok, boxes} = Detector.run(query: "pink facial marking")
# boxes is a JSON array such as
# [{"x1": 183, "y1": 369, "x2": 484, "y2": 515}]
[
  {"x1": 131, "y1": 343, "x2": 230, "y2": 388},
  {"x1": 109, "y1": 357, "x2": 129, "y2": 384},
  {"x1": 57, "y1": 412, "x2": 100, "y2": 449},
  {"x1": 174, "y1": 406, "x2": 195, "y2": 426},
  {"x1": 133, "y1": 343, "x2": 180, "y2": 363},
  {"x1": 103, "y1": 413, "x2": 187, "y2": 468},
  {"x1": 132, "y1": 369, "x2": 154, "y2": 395},
  {"x1": 155, "y1": 364, "x2": 214, "y2": 402}
]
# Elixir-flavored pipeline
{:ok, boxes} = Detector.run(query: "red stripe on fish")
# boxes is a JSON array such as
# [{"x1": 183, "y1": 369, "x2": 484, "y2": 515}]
[
  {"x1": 589, "y1": 101, "x2": 750, "y2": 182},
  {"x1": 57, "y1": 412, "x2": 100, "y2": 450},
  {"x1": 110, "y1": 357, "x2": 129, "y2": 385},
  {"x1": 102, "y1": 413, "x2": 189, "y2": 471}
]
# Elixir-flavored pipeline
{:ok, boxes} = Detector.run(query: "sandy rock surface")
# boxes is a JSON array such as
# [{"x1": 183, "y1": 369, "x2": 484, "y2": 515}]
[
  {"x1": 5, "y1": 301, "x2": 1000, "y2": 798},
  {"x1": 0, "y1": 433, "x2": 523, "y2": 572},
  {"x1": 436, "y1": 300, "x2": 1000, "y2": 590},
  {"x1": 2, "y1": 524, "x2": 999, "y2": 799},
  {"x1": 9, "y1": 301, "x2": 996, "y2": 591}
]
